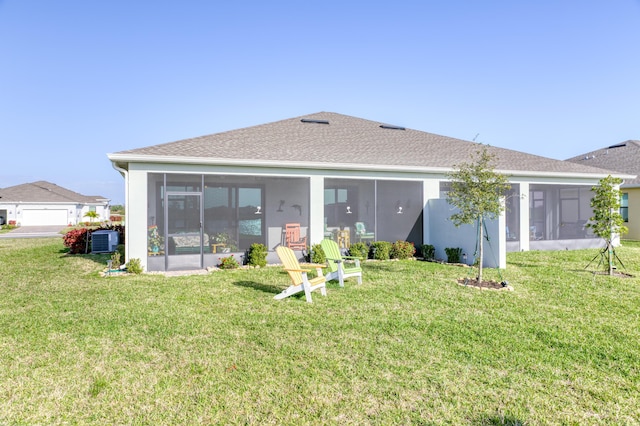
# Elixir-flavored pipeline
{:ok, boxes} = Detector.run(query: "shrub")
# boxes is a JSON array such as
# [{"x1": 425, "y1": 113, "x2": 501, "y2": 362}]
[
  {"x1": 307, "y1": 244, "x2": 326, "y2": 264},
  {"x1": 349, "y1": 242, "x2": 369, "y2": 260},
  {"x1": 116, "y1": 244, "x2": 125, "y2": 262},
  {"x1": 420, "y1": 244, "x2": 436, "y2": 260},
  {"x1": 63, "y1": 228, "x2": 91, "y2": 254},
  {"x1": 110, "y1": 251, "x2": 121, "y2": 269},
  {"x1": 219, "y1": 255, "x2": 240, "y2": 270},
  {"x1": 390, "y1": 240, "x2": 416, "y2": 260},
  {"x1": 126, "y1": 258, "x2": 143, "y2": 274},
  {"x1": 369, "y1": 241, "x2": 392, "y2": 260},
  {"x1": 63, "y1": 224, "x2": 126, "y2": 255},
  {"x1": 445, "y1": 247, "x2": 463, "y2": 264},
  {"x1": 247, "y1": 243, "x2": 268, "y2": 267}
]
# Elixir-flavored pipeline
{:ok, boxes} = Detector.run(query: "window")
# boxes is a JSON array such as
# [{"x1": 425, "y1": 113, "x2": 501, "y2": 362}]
[{"x1": 621, "y1": 193, "x2": 629, "y2": 222}]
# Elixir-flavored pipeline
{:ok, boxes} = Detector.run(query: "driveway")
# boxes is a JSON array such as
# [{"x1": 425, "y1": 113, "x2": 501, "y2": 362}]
[{"x1": 0, "y1": 225, "x2": 65, "y2": 239}]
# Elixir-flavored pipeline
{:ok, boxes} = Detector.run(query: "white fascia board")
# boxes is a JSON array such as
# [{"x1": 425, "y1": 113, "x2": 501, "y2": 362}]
[
  {"x1": 107, "y1": 154, "x2": 452, "y2": 174},
  {"x1": 500, "y1": 169, "x2": 635, "y2": 181},
  {"x1": 107, "y1": 154, "x2": 632, "y2": 181}
]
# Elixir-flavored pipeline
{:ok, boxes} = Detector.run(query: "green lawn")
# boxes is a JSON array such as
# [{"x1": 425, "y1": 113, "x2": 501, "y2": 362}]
[{"x1": 1, "y1": 238, "x2": 639, "y2": 425}]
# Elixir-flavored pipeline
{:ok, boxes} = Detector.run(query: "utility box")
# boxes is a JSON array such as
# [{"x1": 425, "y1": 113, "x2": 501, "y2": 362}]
[{"x1": 91, "y1": 230, "x2": 119, "y2": 253}]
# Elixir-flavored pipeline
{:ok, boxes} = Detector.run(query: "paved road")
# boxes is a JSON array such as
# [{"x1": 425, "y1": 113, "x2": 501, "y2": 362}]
[{"x1": 0, "y1": 226, "x2": 65, "y2": 239}]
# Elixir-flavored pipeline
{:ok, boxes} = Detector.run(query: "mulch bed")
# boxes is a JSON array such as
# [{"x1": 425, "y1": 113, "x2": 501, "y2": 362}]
[{"x1": 457, "y1": 278, "x2": 514, "y2": 291}]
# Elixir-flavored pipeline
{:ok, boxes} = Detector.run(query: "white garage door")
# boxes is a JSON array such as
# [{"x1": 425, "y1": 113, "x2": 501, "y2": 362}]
[{"x1": 21, "y1": 209, "x2": 68, "y2": 226}]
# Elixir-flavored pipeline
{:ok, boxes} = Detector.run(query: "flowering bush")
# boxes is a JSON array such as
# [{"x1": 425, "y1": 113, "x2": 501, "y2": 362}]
[
  {"x1": 218, "y1": 255, "x2": 240, "y2": 270},
  {"x1": 390, "y1": 240, "x2": 416, "y2": 260},
  {"x1": 63, "y1": 224, "x2": 126, "y2": 255},
  {"x1": 63, "y1": 228, "x2": 91, "y2": 254}
]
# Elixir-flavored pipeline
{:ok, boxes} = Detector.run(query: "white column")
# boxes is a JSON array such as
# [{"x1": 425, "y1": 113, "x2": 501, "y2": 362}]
[
  {"x1": 127, "y1": 169, "x2": 148, "y2": 269},
  {"x1": 308, "y1": 175, "x2": 324, "y2": 246},
  {"x1": 422, "y1": 179, "x2": 440, "y2": 245},
  {"x1": 519, "y1": 182, "x2": 530, "y2": 251}
]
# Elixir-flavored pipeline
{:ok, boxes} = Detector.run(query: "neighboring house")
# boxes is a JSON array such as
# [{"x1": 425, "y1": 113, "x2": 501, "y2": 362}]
[
  {"x1": 566, "y1": 140, "x2": 640, "y2": 239},
  {"x1": 108, "y1": 112, "x2": 630, "y2": 273},
  {"x1": 0, "y1": 181, "x2": 110, "y2": 226}
]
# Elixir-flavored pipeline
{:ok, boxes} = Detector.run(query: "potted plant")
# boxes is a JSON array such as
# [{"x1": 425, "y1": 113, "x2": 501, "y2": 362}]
[
  {"x1": 148, "y1": 225, "x2": 165, "y2": 253},
  {"x1": 212, "y1": 231, "x2": 238, "y2": 252}
]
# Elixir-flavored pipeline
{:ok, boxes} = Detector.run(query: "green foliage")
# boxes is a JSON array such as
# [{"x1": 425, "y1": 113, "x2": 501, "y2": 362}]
[
  {"x1": 446, "y1": 147, "x2": 511, "y2": 226},
  {"x1": 445, "y1": 247, "x2": 463, "y2": 264},
  {"x1": 84, "y1": 211, "x2": 100, "y2": 223},
  {"x1": 588, "y1": 175, "x2": 628, "y2": 240},
  {"x1": 369, "y1": 241, "x2": 392, "y2": 260},
  {"x1": 246, "y1": 243, "x2": 268, "y2": 267},
  {"x1": 307, "y1": 244, "x2": 326, "y2": 264},
  {"x1": 390, "y1": 240, "x2": 416, "y2": 260},
  {"x1": 420, "y1": 244, "x2": 436, "y2": 260},
  {"x1": 116, "y1": 244, "x2": 125, "y2": 262},
  {"x1": 110, "y1": 251, "x2": 121, "y2": 269},
  {"x1": 125, "y1": 258, "x2": 143, "y2": 274},
  {"x1": 349, "y1": 242, "x2": 369, "y2": 260},
  {"x1": 110, "y1": 204, "x2": 125, "y2": 214},
  {"x1": 218, "y1": 255, "x2": 240, "y2": 270},
  {"x1": 588, "y1": 175, "x2": 629, "y2": 275},
  {"x1": 446, "y1": 146, "x2": 510, "y2": 281}
]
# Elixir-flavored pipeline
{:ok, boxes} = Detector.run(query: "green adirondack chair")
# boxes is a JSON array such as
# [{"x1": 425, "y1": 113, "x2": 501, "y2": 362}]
[{"x1": 320, "y1": 238, "x2": 362, "y2": 287}]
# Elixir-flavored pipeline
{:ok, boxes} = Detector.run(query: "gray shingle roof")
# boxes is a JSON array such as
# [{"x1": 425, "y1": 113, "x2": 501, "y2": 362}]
[
  {"x1": 111, "y1": 112, "x2": 620, "y2": 177},
  {"x1": 566, "y1": 140, "x2": 640, "y2": 186},
  {"x1": 0, "y1": 181, "x2": 108, "y2": 203}
]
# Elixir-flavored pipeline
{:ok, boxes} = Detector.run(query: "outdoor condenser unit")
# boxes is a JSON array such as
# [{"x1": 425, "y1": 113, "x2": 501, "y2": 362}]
[{"x1": 91, "y1": 230, "x2": 119, "y2": 253}]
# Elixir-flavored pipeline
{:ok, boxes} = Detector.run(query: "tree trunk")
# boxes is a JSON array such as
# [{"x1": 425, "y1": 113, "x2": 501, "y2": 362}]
[
  {"x1": 477, "y1": 217, "x2": 484, "y2": 282},
  {"x1": 609, "y1": 215, "x2": 614, "y2": 276},
  {"x1": 608, "y1": 243, "x2": 614, "y2": 276}
]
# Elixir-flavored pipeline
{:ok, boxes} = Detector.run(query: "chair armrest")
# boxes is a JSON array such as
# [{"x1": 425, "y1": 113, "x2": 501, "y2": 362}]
[
  {"x1": 284, "y1": 268, "x2": 312, "y2": 273},
  {"x1": 301, "y1": 263, "x2": 326, "y2": 269}
]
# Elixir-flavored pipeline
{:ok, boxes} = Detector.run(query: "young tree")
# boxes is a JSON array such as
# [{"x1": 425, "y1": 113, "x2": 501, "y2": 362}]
[
  {"x1": 587, "y1": 175, "x2": 628, "y2": 275},
  {"x1": 446, "y1": 146, "x2": 511, "y2": 282},
  {"x1": 84, "y1": 210, "x2": 99, "y2": 224}
]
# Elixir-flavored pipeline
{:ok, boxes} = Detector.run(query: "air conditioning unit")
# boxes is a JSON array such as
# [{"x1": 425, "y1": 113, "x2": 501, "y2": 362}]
[{"x1": 91, "y1": 230, "x2": 119, "y2": 253}]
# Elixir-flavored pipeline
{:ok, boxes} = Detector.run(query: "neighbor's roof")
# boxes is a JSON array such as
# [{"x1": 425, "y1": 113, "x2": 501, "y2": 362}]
[
  {"x1": 109, "y1": 112, "x2": 625, "y2": 178},
  {"x1": 0, "y1": 181, "x2": 109, "y2": 204},
  {"x1": 566, "y1": 140, "x2": 640, "y2": 187}
]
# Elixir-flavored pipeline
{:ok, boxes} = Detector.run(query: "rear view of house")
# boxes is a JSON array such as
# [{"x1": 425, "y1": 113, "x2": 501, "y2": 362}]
[{"x1": 108, "y1": 112, "x2": 630, "y2": 273}]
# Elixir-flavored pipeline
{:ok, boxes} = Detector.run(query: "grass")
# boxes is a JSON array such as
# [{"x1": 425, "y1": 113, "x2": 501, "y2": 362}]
[{"x1": 0, "y1": 238, "x2": 639, "y2": 425}]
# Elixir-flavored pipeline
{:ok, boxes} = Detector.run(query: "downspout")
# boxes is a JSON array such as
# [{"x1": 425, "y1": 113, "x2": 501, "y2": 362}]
[{"x1": 111, "y1": 162, "x2": 129, "y2": 262}]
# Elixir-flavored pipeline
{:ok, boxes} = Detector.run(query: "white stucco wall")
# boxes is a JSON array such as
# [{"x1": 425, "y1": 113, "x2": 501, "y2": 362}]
[{"x1": 428, "y1": 198, "x2": 503, "y2": 268}]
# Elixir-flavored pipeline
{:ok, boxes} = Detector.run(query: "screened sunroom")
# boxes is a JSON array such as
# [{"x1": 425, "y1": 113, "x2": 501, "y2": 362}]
[{"x1": 145, "y1": 172, "x2": 423, "y2": 272}]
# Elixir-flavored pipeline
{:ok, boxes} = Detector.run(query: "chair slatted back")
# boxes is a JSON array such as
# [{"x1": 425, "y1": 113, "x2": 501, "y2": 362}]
[
  {"x1": 285, "y1": 223, "x2": 300, "y2": 245},
  {"x1": 320, "y1": 239, "x2": 341, "y2": 273},
  {"x1": 276, "y1": 246, "x2": 303, "y2": 285}
]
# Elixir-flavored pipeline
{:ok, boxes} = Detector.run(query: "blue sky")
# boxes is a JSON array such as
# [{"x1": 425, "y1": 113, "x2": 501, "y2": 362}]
[{"x1": 1, "y1": 1, "x2": 639, "y2": 205}]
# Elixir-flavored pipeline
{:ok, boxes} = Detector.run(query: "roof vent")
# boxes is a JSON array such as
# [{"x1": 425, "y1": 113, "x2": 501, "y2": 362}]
[
  {"x1": 607, "y1": 143, "x2": 627, "y2": 149},
  {"x1": 301, "y1": 118, "x2": 329, "y2": 124},
  {"x1": 379, "y1": 124, "x2": 406, "y2": 130}
]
